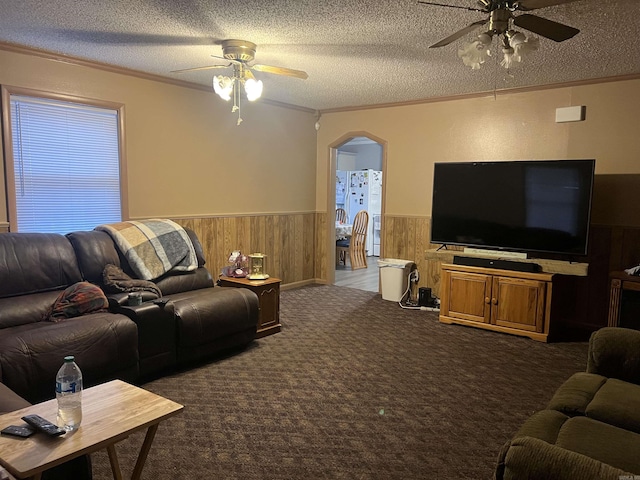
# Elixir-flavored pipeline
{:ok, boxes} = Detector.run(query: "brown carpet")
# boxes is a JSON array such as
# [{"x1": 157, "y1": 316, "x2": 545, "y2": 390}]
[{"x1": 91, "y1": 284, "x2": 589, "y2": 480}]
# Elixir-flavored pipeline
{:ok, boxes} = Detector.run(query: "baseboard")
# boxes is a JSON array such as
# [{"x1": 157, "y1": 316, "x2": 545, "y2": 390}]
[{"x1": 281, "y1": 279, "x2": 325, "y2": 291}]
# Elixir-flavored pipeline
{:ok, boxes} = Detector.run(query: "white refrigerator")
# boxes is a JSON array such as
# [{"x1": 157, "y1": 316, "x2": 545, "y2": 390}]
[
  {"x1": 336, "y1": 170, "x2": 348, "y2": 211},
  {"x1": 338, "y1": 169, "x2": 382, "y2": 256}
]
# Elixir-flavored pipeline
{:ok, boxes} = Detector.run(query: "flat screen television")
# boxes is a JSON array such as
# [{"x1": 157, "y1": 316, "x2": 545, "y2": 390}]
[{"x1": 430, "y1": 159, "x2": 595, "y2": 256}]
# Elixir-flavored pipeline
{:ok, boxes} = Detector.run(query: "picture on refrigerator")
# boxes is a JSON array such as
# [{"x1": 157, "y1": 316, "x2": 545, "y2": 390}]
[{"x1": 336, "y1": 169, "x2": 382, "y2": 257}]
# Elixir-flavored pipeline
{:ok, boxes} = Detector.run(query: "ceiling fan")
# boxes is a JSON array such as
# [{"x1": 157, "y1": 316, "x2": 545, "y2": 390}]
[
  {"x1": 419, "y1": 0, "x2": 583, "y2": 69},
  {"x1": 171, "y1": 39, "x2": 308, "y2": 124}
]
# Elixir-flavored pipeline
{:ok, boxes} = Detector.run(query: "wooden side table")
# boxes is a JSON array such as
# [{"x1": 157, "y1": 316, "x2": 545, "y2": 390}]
[
  {"x1": 608, "y1": 271, "x2": 640, "y2": 327},
  {"x1": 218, "y1": 276, "x2": 282, "y2": 338}
]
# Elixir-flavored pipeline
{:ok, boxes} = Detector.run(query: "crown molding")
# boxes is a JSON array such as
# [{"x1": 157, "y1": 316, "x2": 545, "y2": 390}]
[
  {"x1": 3, "y1": 41, "x2": 637, "y2": 117},
  {"x1": 320, "y1": 73, "x2": 640, "y2": 114},
  {"x1": 0, "y1": 41, "x2": 315, "y2": 114}
]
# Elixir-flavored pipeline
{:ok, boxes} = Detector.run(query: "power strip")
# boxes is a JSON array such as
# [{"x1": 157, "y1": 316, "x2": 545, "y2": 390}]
[{"x1": 420, "y1": 306, "x2": 440, "y2": 312}]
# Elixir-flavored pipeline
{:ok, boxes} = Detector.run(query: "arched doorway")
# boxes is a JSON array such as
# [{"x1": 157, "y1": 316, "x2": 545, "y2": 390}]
[{"x1": 326, "y1": 132, "x2": 387, "y2": 289}]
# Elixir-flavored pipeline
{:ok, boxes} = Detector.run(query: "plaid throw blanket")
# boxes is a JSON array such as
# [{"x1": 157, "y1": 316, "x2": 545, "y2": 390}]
[{"x1": 96, "y1": 219, "x2": 197, "y2": 280}]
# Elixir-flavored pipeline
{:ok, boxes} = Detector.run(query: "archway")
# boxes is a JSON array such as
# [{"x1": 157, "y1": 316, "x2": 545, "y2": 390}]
[{"x1": 326, "y1": 132, "x2": 388, "y2": 287}]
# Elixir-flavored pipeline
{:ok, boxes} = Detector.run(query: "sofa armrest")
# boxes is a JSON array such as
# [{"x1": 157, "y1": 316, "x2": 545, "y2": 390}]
[
  {"x1": 495, "y1": 436, "x2": 632, "y2": 480},
  {"x1": 107, "y1": 291, "x2": 160, "y2": 308},
  {"x1": 587, "y1": 327, "x2": 640, "y2": 385},
  {"x1": 0, "y1": 382, "x2": 30, "y2": 414},
  {"x1": 112, "y1": 300, "x2": 176, "y2": 378}
]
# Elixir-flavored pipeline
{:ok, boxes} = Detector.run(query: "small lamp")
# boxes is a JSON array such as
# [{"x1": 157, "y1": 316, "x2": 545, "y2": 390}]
[{"x1": 247, "y1": 253, "x2": 269, "y2": 280}]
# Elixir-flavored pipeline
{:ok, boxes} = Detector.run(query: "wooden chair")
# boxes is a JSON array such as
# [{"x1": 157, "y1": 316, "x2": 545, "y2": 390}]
[
  {"x1": 335, "y1": 208, "x2": 348, "y2": 266},
  {"x1": 336, "y1": 210, "x2": 369, "y2": 270}
]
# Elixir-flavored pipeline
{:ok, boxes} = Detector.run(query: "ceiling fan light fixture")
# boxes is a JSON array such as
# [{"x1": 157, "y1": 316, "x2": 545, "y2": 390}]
[
  {"x1": 244, "y1": 78, "x2": 263, "y2": 101},
  {"x1": 506, "y1": 30, "x2": 526, "y2": 46},
  {"x1": 513, "y1": 35, "x2": 539, "y2": 60},
  {"x1": 477, "y1": 32, "x2": 493, "y2": 47},
  {"x1": 213, "y1": 75, "x2": 233, "y2": 101},
  {"x1": 501, "y1": 46, "x2": 517, "y2": 68},
  {"x1": 458, "y1": 34, "x2": 492, "y2": 70}
]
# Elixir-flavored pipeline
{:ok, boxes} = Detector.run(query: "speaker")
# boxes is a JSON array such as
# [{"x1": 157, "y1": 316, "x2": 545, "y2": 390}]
[
  {"x1": 453, "y1": 255, "x2": 541, "y2": 273},
  {"x1": 418, "y1": 287, "x2": 434, "y2": 307}
]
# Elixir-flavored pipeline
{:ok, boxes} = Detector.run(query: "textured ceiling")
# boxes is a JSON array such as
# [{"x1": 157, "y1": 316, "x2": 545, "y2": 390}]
[{"x1": 1, "y1": 0, "x2": 639, "y2": 111}]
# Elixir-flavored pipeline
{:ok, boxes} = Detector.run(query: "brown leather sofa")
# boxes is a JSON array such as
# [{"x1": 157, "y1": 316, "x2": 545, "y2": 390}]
[
  {"x1": 0, "y1": 227, "x2": 258, "y2": 480},
  {"x1": 0, "y1": 227, "x2": 259, "y2": 404},
  {"x1": 0, "y1": 232, "x2": 139, "y2": 404}
]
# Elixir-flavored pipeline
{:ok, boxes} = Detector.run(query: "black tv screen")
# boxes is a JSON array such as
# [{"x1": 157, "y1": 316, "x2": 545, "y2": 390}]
[{"x1": 430, "y1": 159, "x2": 595, "y2": 256}]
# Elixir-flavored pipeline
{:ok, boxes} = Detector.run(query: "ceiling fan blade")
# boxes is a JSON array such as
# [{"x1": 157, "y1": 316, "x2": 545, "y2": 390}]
[
  {"x1": 516, "y1": 0, "x2": 583, "y2": 11},
  {"x1": 417, "y1": 1, "x2": 486, "y2": 12},
  {"x1": 513, "y1": 14, "x2": 579, "y2": 42},
  {"x1": 251, "y1": 64, "x2": 308, "y2": 80},
  {"x1": 429, "y1": 19, "x2": 488, "y2": 48},
  {"x1": 170, "y1": 64, "x2": 231, "y2": 74},
  {"x1": 211, "y1": 55, "x2": 242, "y2": 65}
]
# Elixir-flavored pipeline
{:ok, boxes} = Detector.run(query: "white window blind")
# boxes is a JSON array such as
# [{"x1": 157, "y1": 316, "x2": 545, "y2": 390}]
[{"x1": 9, "y1": 95, "x2": 122, "y2": 234}]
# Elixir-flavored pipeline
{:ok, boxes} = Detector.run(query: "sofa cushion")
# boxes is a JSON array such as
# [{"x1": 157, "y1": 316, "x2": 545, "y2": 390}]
[
  {"x1": 547, "y1": 372, "x2": 607, "y2": 416},
  {"x1": 155, "y1": 267, "x2": 214, "y2": 295},
  {"x1": 183, "y1": 228, "x2": 207, "y2": 267},
  {"x1": 586, "y1": 378, "x2": 640, "y2": 435},
  {"x1": 515, "y1": 409, "x2": 571, "y2": 445},
  {"x1": 0, "y1": 291, "x2": 61, "y2": 329},
  {"x1": 44, "y1": 282, "x2": 109, "y2": 322},
  {"x1": 0, "y1": 313, "x2": 138, "y2": 403},
  {"x1": 587, "y1": 327, "x2": 640, "y2": 385},
  {"x1": 170, "y1": 287, "x2": 257, "y2": 347},
  {"x1": 556, "y1": 416, "x2": 640, "y2": 475},
  {"x1": 497, "y1": 436, "x2": 632, "y2": 480},
  {"x1": 0, "y1": 233, "x2": 82, "y2": 299},
  {"x1": 0, "y1": 382, "x2": 30, "y2": 414},
  {"x1": 66, "y1": 230, "x2": 127, "y2": 284},
  {"x1": 514, "y1": 411, "x2": 640, "y2": 475}
]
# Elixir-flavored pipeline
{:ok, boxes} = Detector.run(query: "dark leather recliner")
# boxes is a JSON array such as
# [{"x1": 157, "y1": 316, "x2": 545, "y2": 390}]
[{"x1": 67, "y1": 228, "x2": 259, "y2": 378}]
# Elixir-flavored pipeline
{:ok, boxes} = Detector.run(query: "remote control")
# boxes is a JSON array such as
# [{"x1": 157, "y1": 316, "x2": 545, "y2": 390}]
[
  {"x1": 21, "y1": 415, "x2": 66, "y2": 436},
  {"x1": 1, "y1": 425, "x2": 36, "y2": 438}
]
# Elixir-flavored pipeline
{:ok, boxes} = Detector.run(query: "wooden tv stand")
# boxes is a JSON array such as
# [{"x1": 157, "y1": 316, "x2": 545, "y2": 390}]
[{"x1": 439, "y1": 263, "x2": 555, "y2": 342}]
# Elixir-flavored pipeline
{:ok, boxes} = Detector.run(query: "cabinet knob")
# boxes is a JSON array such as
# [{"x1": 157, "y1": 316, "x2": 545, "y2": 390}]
[
  {"x1": 485, "y1": 297, "x2": 490, "y2": 304},
  {"x1": 492, "y1": 298, "x2": 498, "y2": 305}
]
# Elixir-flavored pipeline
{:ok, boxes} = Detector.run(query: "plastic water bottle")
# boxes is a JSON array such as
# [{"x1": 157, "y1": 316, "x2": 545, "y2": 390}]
[{"x1": 56, "y1": 355, "x2": 83, "y2": 432}]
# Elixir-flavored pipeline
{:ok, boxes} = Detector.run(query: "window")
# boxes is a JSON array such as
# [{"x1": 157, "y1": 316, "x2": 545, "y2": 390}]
[{"x1": 2, "y1": 88, "x2": 126, "y2": 234}]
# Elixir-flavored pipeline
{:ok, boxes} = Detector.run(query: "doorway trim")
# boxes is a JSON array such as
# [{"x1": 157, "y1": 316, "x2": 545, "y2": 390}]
[{"x1": 326, "y1": 131, "x2": 388, "y2": 285}]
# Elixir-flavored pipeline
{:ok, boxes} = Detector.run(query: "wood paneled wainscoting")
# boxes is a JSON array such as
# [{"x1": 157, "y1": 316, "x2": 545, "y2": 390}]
[
  {"x1": 380, "y1": 215, "x2": 440, "y2": 298},
  {"x1": 172, "y1": 214, "x2": 317, "y2": 288}
]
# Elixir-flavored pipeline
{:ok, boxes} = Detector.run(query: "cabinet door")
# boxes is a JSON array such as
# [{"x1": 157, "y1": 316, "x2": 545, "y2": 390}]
[
  {"x1": 491, "y1": 276, "x2": 547, "y2": 332},
  {"x1": 257, "y1": 284, "x2": 280, "y2": 331},
  {"x1": 442, "y1": 270, "x2": 491, "y2": 324}
]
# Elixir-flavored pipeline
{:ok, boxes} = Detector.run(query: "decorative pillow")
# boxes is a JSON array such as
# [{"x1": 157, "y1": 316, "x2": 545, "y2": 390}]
[
  {"x1": 102, "y1": 264, "x2": 162, "y2": 298},
  {"x1": 44, "y1": 282, "x2": 109, "y2": 322}
]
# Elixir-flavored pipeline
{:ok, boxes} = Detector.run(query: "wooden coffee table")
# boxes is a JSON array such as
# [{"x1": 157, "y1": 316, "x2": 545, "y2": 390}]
[{"x1": 0, "y1": 380, "x2": 183, "y2": 480}]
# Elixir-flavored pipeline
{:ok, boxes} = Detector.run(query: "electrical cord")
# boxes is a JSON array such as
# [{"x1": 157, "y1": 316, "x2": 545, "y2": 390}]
[
  {"x1": 396, "y1": 269, "x2": 441, "y2": 311},
  {"x1": 397, "y1": 270, "x2": 419, "y2": 309}
]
